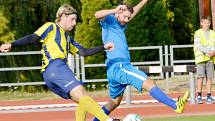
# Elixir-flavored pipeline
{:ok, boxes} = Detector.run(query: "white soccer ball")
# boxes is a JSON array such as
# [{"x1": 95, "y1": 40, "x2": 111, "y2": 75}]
[{"x1": 123, "y1": 114, "x2": 143, "y2": 121}]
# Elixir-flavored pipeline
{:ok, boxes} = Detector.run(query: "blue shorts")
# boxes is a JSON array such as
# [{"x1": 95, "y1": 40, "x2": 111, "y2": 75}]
[
  {"x1": 107, "y1": 62, "x2": 148, "y2": 99},
  {"x1": 42, "y1": 59, "x2": 83, "y2": 99}
]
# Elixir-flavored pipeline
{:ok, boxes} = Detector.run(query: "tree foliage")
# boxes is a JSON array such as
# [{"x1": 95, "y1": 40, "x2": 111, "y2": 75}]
[
  {"x1": 0, "y1": 0, "x2": 200, "y2": 91},
  {"x1": 0, "y1": 0, "x2": 62, "y2": 91},
  {"x1": 0, "y1": 10, "x2": 15, "y2": 43},
  {"x1": 167, "y1": 0, "x2": 199, "y2": 44}
]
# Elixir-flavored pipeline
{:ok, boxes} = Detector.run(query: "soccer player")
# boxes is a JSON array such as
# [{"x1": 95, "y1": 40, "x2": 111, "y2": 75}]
[
  {"x1": 194, "y1": 16, "x2": 215, "y2": 104},
  {"x1": 0, "y1": 4, "x2": 119, "y2": 121},
  {"x1": 93, "y1": 0, "x2": 190, "y2": 120}
]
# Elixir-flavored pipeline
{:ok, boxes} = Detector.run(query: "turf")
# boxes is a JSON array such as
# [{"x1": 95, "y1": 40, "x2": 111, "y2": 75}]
[
  {"x1": 0, "y1": 91, "x2": 60, "y2": 101},
  {"x1": 144, "y1": 115, "x2": 215, "y2": 121}
]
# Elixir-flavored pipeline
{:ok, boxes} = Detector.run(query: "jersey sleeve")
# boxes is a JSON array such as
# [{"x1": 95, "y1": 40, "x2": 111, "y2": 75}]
[
  {"x1": 69, "y1": 37, "x2": 80, "y2": 55},
  {"x1": 34, "y1": 22, "x2": 54, "y2": 42},
  {"x1": 99, "y1": 14, "x2": 116, "y2": 27}
]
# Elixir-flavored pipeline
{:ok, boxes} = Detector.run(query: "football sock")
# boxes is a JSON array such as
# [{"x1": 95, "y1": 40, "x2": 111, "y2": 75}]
[
  {"x1": 149, "y1": 86, "x2": 176, "y2": 109},
  {"x1": 78, "y1": 96, "x2": 110, "y2": 121},
  {"x1": 76, "y1": 103, "x2": 86, "y2": 121},
  {"x1": 93, "y1": 106, "x2": 110, "y2": 121}
]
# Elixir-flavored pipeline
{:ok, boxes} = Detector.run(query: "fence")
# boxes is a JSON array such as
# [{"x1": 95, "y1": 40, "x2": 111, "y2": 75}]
[
  {"x1": 0, "y1": 45, "x2": 197, "y2": 104},
  {"x1": 80, "y1": 46, "x2": 164, "y2": 83},
  {"x1": 137, "y1": 65, "x2": 196, "y2": 104}
]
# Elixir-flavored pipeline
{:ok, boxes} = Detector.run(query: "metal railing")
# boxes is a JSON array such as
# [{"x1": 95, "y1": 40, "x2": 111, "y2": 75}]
[
  {"x1": 0, "y1": 45, "x2": 195, "y2": 87},
  {"x1": 0, "y1": 45, "x2": 199, "y2": 104},
  {"x1": 80, "y1": 46, "x2": 163, "y2": 82},
  {"x1": 0, "y1": 52, "x2": 77, "y2": 86}
]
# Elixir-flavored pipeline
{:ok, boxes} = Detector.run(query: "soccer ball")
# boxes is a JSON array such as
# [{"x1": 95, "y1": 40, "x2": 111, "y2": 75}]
[{"x1": 123, "y1": 114, "x2": 143, "y2": 121}]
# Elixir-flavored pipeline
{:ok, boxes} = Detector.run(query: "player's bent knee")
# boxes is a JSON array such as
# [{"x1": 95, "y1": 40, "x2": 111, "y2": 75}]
[
  {"x1": 109, "y1": 99, "x2": 121, "y2": 108},
  {"x1": 142, "y1": 78, "x2": 156, "y2": 90},
  {"x1": 69, "y1": 85, "x2": 89, "y2": 102}
]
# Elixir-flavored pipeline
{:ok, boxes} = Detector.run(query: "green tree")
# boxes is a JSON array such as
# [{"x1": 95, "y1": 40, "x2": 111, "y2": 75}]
[
  {"x1": 0, "y1": 9, "x2": 16, "y2": 85},
  {"x1": 0, "y1": 10, "x2": 15, "y2": 43},
  {"x1": 168, "y1": 0, "x2": 198, "y2": 44},
  {"x1": 0, "y1": 0, "x2": 61, "y2": 91},
  {"x1": 74, "y1": 0, "x2": 113, "y2": 79},
  {"x1": 167, "y1": 0, "x2": 198, "y2": 60},
  {"x1": 125, "y1": 0, "x2": 175, "y2": 62}
]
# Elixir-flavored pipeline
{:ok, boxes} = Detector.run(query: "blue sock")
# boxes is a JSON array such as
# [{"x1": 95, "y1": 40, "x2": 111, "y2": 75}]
[
  {"x1": 149, "y1": 86, "x2": 176, "y2": 109},
  {"x1": 93, "y1": 106, "x2": 110, "y2": 121}
]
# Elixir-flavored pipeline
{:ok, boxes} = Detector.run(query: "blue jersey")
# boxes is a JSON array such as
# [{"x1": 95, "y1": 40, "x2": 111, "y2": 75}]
[{"x1": 100, "y1": 14, "x2": 130, "y2": 67}]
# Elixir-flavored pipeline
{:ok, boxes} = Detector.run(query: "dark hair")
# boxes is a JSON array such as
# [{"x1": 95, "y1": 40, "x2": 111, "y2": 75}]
[
  {"x1": 120, "y1": 2, "x2": 134, "y2": 14},
  {"x1": 201, "y1": 16, "x2": 211, "y2": 21}
]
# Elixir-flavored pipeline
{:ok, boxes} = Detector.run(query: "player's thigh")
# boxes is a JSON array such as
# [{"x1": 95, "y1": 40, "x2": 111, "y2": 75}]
[
  {"x1": 196, "y1": 63, "x2": 206, "y2": 78},
  {"x1": 44, "y1": 80, "x2": 70, "y2": 99},
  {"x1": 107, "y1": 63, "x2": 146, "y2": 98},
  {"x1": 108, "y1": 78, "x2": 126, "y2": 99},
  {"x1": 123, "y1": 64, "x2": 148, "y2": 92},
  {"x1": 107, "y1": 69, "x2": 126, "y2": 99},
  {"x1": 43, "y1": 59, "x2": 82, "y2": 99}
]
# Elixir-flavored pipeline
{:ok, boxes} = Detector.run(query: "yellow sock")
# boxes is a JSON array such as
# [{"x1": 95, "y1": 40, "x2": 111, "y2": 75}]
[
  {"x1": 76, "y1": 104, "x2": 86, "y2": 121},
  {"x1": 78, "y1": 96, "x2": 110, "y2": 121}
]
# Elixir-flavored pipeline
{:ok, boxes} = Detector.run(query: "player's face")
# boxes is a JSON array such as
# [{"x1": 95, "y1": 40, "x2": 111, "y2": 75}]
[
  {"x1": 117, "y1": 10, "x2": 132, "y2": 25},
  {"x1": 64, "y1": 14, "x2": 77, "y2": 31},
  {"x1": 201, "y1": 19, "x2": 211, "y2": 30}
]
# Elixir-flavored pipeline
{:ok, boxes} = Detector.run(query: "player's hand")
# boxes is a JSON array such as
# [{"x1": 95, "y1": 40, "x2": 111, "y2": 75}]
[
  {"x1": 114, "y1": 5, "x2": 127, "y2": 14},
  {"x1": 104, "y1": 42, "x2": 114, "y2": 51},
  {"x1": 210, "y1": 50, "x2": 215, "y2": 57},
  {"x1": 0, "y1": 43, "x2": 12, "y2": 53},
  {"x1": 207, "y1": 50, "x2": 215, "y2": 57}
]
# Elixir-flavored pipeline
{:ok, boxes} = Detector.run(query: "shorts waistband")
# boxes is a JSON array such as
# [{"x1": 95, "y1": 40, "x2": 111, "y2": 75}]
[{"x1": 106, "y1": 58, "x2": 129, "y2": 68}]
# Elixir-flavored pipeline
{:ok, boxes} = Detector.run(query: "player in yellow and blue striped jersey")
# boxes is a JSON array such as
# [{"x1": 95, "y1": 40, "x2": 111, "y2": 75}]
[{"x1": 0, "y1": 4, "x2": 120, "y2": 121}]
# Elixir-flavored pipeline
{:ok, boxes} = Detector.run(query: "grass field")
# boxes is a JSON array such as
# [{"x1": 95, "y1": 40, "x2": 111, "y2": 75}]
[
  {"x1": 0, "y1": 91, "x2": 60, "y2": 101},
  {"x1": 144, "y1": 115, "x2": 215, "y2": 121}
]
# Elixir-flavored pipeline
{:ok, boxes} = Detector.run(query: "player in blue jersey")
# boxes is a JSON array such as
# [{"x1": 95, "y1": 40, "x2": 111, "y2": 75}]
[
  {"x1": 0, "y1": 4, "x2": 120, "y2": 121},
  {"x1": 93, "y1": 1, "x2": 190, "y2": 120}
]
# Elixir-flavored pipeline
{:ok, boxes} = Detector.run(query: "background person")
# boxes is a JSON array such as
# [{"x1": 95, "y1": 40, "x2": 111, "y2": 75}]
[{"x1": 194, "y1": 16, "x2": 215, "y2": 104}]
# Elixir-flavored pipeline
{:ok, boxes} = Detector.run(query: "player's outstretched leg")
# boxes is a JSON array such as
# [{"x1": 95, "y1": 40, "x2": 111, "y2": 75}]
[
  {"x1": 77, "y1": 96, "x2": 110, "y2": 121},
  {"x1": 174, "y1": 91, "x2": 190, "y2": 113},
  {"x1": 148, "y1": 82, "x2": 189, "y2": 113},
  {"x1": 70, "y1": 85, "x2": 120, "y2": 121},
  {"x1": 149, "y1": 86, "x2": 177, "y2": 109},
  {"x1": 76, "y1": 102, "x2": 87, "y2": 121},
  {"x1": 93, "y1": 106, "x2": 110, "y2": 121}
]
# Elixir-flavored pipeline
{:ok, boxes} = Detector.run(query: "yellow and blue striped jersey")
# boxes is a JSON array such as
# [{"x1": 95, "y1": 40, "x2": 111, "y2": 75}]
[{"x1": 34, "y1": 22, "x2": 80, "y2": 72}]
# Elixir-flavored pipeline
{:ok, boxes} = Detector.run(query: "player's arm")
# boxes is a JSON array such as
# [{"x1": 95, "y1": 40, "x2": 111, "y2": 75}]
[
  {"x1": 95, "y1": 5, "x2": 127, "y2": 20},
  {"x1": 194, "y1": 35, "x2": 210, "y2": 53},
  {"x1": 193, "y1": 34, "x2": 215, "y2": 57},
  {"x1": 95, "y1": 9, "x2": 116, "y2": 20},
  {"x1": 0, "y1": 34, "x2": 41, "y2": 52},
  {"x1": 129, "y1": 0, "x2": 149, "y2": 21},
  {"x1": 76, "y1": 42, "x2": 114, "y2": 57}
]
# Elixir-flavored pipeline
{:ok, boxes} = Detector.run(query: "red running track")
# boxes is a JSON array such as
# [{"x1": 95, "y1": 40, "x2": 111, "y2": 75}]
[{"x1": 0, "y1": 93, "x2": 215, "y2": 121}]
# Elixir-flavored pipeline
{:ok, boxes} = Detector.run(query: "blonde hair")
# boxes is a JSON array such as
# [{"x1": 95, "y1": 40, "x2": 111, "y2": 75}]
[{"x1": 55, "y1": 4, "x2": 77, "y2": 22}]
